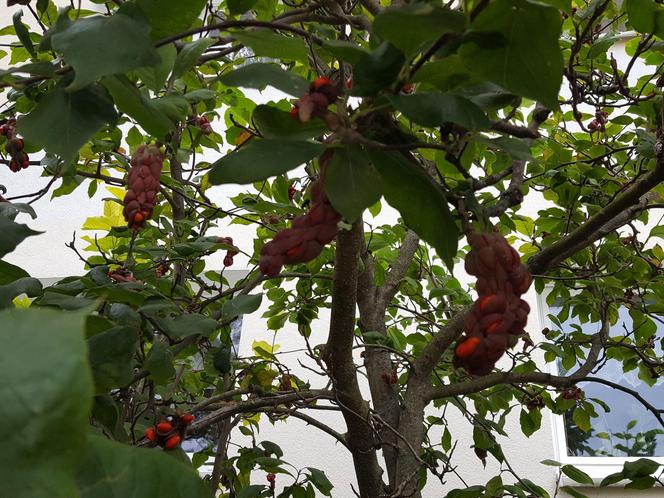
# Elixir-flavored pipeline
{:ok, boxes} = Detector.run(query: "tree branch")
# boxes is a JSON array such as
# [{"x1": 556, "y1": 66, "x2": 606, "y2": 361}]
[{"x1": 322, "y1": 221, "x2": 385, "y2": 497}]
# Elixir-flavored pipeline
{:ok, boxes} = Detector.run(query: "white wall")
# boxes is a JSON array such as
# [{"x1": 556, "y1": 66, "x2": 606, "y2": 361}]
[{"x1": 1, "y1": 4, "x2": 661, "y2": 497}]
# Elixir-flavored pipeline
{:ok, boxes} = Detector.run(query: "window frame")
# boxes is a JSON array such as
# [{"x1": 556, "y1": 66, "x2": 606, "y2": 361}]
[{"x1": 535, "y1": 288, "x2": 664, "y2": 484}]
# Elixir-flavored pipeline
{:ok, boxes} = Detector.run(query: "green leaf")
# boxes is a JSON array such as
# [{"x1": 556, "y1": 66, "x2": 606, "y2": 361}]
[
  {"x1": 561, "y1": 465, "x2": 594, "y2": 485},
  {"x1": 0, "y1": 201, "x2": 37, "y2": 220},
  {"x1": 136, "y1": 0, "x2": 207, "y2": 41},
  {"x1": 253, "y1": 105, "x2": 327, "y2": 140},
  {"x1": 133, "y1": 44, "x2": 177, "y2": 91},
  {"x1": 446, "y1": 486, "x2": 484, "y2": 498},
  {"x1": 625, "y1": 476, "x2": 657, "y2": 489},
  {"x1": 0, "y1": 308, "x2": 92, "y2": 498},
  {"x1": 368, "y1": 150, "x2": 457, "y2": 269},
  {"x1": 306, "y1": 468, "x2": 333, "y2": 496},
  {"x1": 221, "y1": 294, "x2": 263, "y2": 320},
  {"x1": 460, "y1": 0, "x2": 563, "y2": 109},
  {"x1": 145, "y1": 341, "x2": 175, "y2": 385},
  {"x1": 352, "y1": 42, "x2": 405, "y2": 96},
  {"x1": 0, "y1": 260, "x2": 30, "y2": 285},
  {"x1": 17, "y1": 85, "x2": 118, "y2": 163},
  {"x1": 599, "y1": 472, "x2": 625, "y2": 487},
  {"x1": 623, "y1": 458, "x2": 660, "y2": 479},
  {"x1": 13, "y1": 11, "x2": 36, "y2": 58},
  {"x1": 228, "y1": 0, "x2": 259, "y2": 15},
  {"x1": 625, "y1": 0, "x2": 664, "y2": 38},
  {"x1": 388, "y1": 93, "x2": 489, "y2": 130},
  {"x1": 572, "y1": 406, "x2": 591, "y2": 432},
  {"x1": 76, "y1": 435, "x2": 212, "y2": 498},
  {"x1": 236, "y1": 485, "x2": 267, "y2": 498},
  {"x1": 102, "y1": 75, "x2": 175, "y2": 139},
  {"x1": 88, "y1": 326, "x2": 138, "y2": 393},
  {"x1": 172, "y1": 38, "x2": 215, "y2": 80},
  {"x1": 51, "y1": 12, "x2": 160, "y2": 91},
  {"x1": 0, "y1": 216, "x2": 42, "y2": 258},
  {"x1": 220, "y1": 63, "x2": 309, "y2": 96},
  {"x1": 477, "y1": 135, "x2": 533, "y2": 161},
  {"x1": 373, "y1": 4, "x2": 465, "y2": 55},
  {"x1": 540, "y1": 459, "x2": 561, "y2": 467},
  {"x1": 209, "y1": 139, "x2": 325, "y2": 185},
  {"x1": 233, "y1": 29, "x2": 308, "y2": 63},
  {"x1": 325, "y1": 147, "x2": 383, "y2": 222},
  {"x1": 559, "y1": 487, "x2": 590, "y2": 498},
  {"x1": 153, "y1": 313, "x2": 219, "y2": 338},
  {"x1": 320, "y1": 40, "x2": 370, "y2": 65},
  {"x1": 213, "y1": 346, "x2": 232, "y2": 374},
  {"x1": 519, "y1": 408, "x2": 541, "y2": 437},
  {"x1": 0, "y1": 277, "x2": 42, "y2": 308}
]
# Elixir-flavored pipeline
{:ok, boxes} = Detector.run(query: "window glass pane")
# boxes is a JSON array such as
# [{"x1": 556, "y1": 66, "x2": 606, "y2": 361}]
[{"x1": 551, "y1": 305, "x2": 664, "y2": 457}]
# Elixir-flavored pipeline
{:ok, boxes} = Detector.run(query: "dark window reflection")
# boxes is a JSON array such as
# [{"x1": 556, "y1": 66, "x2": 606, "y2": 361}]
[{"x1": 551, "y1": 306, "x2": 664, "y2": 457}]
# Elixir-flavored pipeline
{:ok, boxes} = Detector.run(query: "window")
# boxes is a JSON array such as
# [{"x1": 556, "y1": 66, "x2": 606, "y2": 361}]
[{"x1": 538, "y1": 292, "x2": 664, "y2": 480}]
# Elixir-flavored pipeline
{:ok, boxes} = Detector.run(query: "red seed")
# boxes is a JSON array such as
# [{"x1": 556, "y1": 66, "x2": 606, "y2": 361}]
[
  {"x1": 145, "y1": 427, "x2": 157, "y2": 441},
  {"x1": 455, "y1": 337, "x2": 481, "y2": 358},
  {"x1": 181, "y1": 413, "x2": 194, "y2": 425},
  {"x1": 164, "y1": 434, "x2": 181, "y2": 449},
  {"x1": 156, "y1": 421, "x2": 173, "y2": 433},
  {"x1": 312, "y1": 76, "x2": 332, "y2": 90}
]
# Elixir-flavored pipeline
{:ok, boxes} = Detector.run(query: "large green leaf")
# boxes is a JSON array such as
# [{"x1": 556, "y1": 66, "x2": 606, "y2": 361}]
[
  {"x1": 209, "y1": 139, "x2": 325, "y2": 185},
  {"x1": 373, "y1": 4, "x2": 465, "y2": 55},
  {"x1": 17, "y1": 85, "x2": 118, "y2": 163},
  {"x1": 233, "y1": 29, "x2": 309, "y2": 63},
  {"x1": 228, "y1": 0, "x2": 259, "y2": 15},
  {"x1": 220, "y1": 63, "x2": 309, "y2": 96},
  {"x1": 625, "y1": 0, "x2": 664, "y2": 37},
  {"x1": 13, "y1": 11, "x2": 36, "y2": 58},
  {"x1": 0, "y1": 308, "x2": 93, "y2": 498},
  {"x1": 0, "y1": 217, "x2": 42, "y2": 259},
  {"x1": 388, "y1": 93, "x2": 489, "y2": 130},
  {"x1": 152, "y1": 313, "x2": 219, "y2": 338},
  {"x1": 144, "y1": 341, "x2": 175, "y2": 385},
  {"x1": 102, "y1": 75, "x2": 175, "y2": 139},
  {"x1": 352, "y1": 42, "x2": 405, "y2": 96},
  {"x1": 325, "y1": 147, "x2": 383, "y2": 222},
  {"x1": 0, "y1": 260, "x2": 30, "y2": 285},
  {"x1": 88, "y1": 326, "x2": 138, "y2": 393},
  {"x1": 0, "y1": 277, "x2": 42, "y2": 308},
  {"x1": 368, "y1": 150, "x2": 457, "y2": 269},
  {"x1": 171, "y1": 38, "x2": 215, "y2": 80},
  {"x1": 76, "y1": 435, "x2": 212, "y2": 498},
  {"x1": 561, "y1": 465, "x2": 594, "y2": 485},
  {"x1": 253, "y1": 105, "x2": 327, "y2": 140},
  {"x1": 459, "y1": 0, "x2": 563, "y2": 109},
  {"x1": 51, "y1": 12, "x2": 160, "y2": 91},
  {"x1": 133, "y1": 44, "x2": 177, "y2": 91},
  {"x1": 136, "y1": 0, "x2": 207, "y2": 41},
  {"x1": 221, "y1": 294, "x2": 263, "y2": 320}
]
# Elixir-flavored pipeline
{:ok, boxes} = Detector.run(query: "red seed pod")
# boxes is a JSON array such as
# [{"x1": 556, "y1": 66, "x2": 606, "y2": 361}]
[
  {"x1": 223, "y1": 254, "x2": 234, "y2": 267},
  {"x1": 156, "y1": 421, "x2": 173, "y2": 434},
  {"x1": 145, "y1": 427, "x2": 157, "y2": 441},
  {"x1": 455, "y1": 336, "x2": 482, "y2": 358},
  {"x1": 180, "y1": 413, "x2": 195, "y2": 425},
  {"x1": 288, "y1": 185, "x2": 297, "y2": 201},
  {"x1": 311, "y1": 76, "x2": 332, "y2": 91},
  {"x1": 123, "y1": 145, "x2": 164, "y2": 230},
  {"x1": 164, "y1": 434, "x2": 181, "y2": 449}
]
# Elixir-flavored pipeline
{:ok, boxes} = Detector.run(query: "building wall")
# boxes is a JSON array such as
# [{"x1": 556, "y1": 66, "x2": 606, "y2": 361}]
[{"x1": 1, "y1": 4, "x2": 661, "y2": 497}]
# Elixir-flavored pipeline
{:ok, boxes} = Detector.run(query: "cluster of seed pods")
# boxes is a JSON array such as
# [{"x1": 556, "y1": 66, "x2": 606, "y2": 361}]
[
  {"x1": 259, "y1": 150, "x2": 340, "y2": 277},
  {"x1": 122, "y1": 145, "x2": 163, "y2": 230},
  {"x1": 289, "y1": 76, "x2": 339, "y2": 123},
  {"x1": 0, "y1": 119, "x2": 29, "y2": 172},
  {"x1": 144, "y1": 413, "x2": 194, "y2": 450},
  {"x1": 453, "y1": 231, "x2": 532, "y2": 375}
]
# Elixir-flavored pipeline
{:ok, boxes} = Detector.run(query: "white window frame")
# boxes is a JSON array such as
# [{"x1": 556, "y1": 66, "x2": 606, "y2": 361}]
[{"x1": 536, "y1": 289, "x2": 664, "y2": 485}]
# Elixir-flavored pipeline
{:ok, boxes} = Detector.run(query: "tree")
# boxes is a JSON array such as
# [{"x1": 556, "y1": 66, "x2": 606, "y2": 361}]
[{"x1": 0, "y1": 0, "x2": 663, "y2": 497}]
